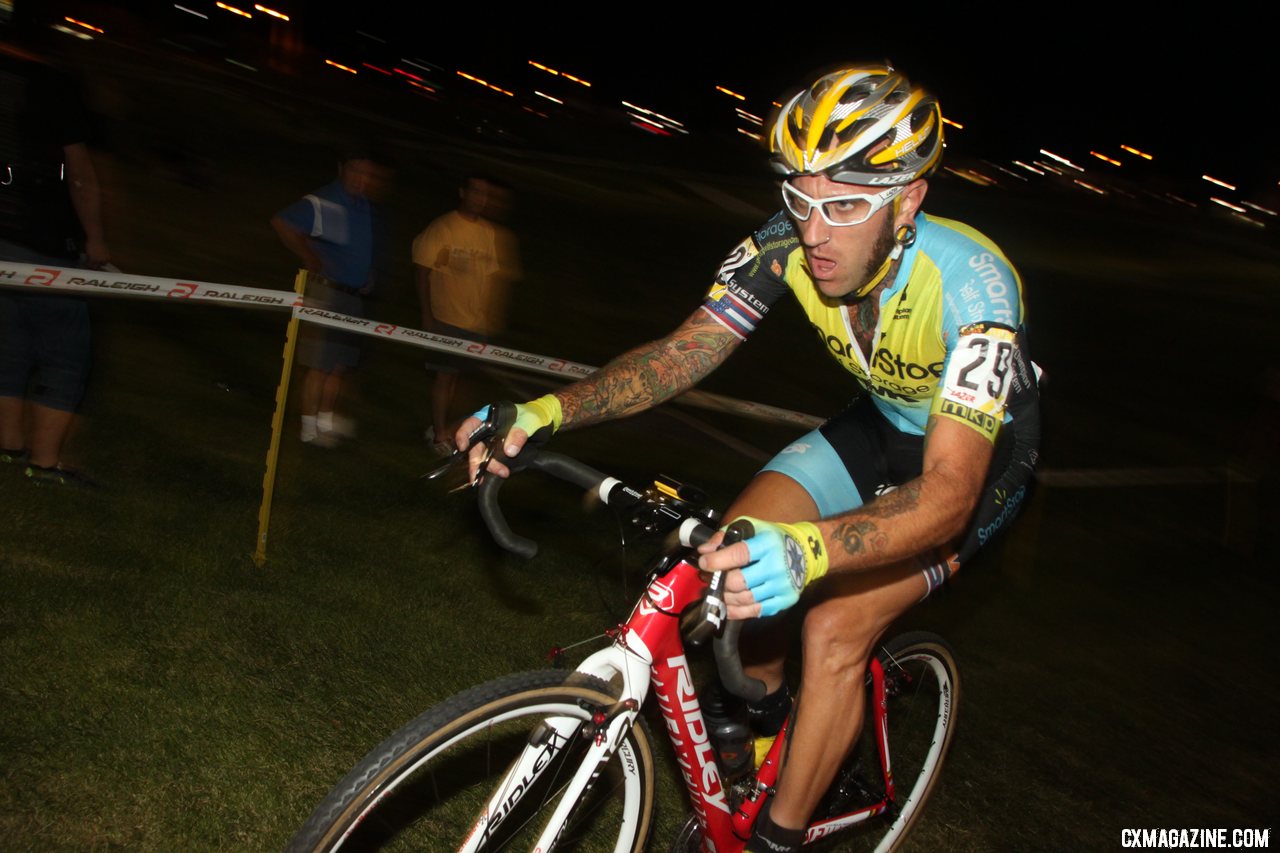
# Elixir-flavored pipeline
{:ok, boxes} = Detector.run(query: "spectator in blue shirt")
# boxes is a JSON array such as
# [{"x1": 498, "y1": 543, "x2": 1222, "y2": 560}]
[{"x1": 272, "y1": 151, "x2": 391, "y2": 447}]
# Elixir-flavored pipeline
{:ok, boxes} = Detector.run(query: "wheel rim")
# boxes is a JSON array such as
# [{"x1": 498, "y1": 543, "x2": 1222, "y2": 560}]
[
  {"x1": 327, "y1": 696, "x2": 647, "y2": 852},
  {"x1": 807, "y1": 644, "x2": 956, "y2": 853},
  {"x1": 872, "y1": 649, "x2": 955, "y2": 852}
]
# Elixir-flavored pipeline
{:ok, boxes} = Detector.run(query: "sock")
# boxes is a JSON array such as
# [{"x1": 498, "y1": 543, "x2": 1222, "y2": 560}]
[
  {"x1": 747, "y1": 684, "x2": 792, "y2": 736},
  {"x1": 301, "y1": 415, "x2": 317, "y2": 441},
  {"x1": 745, "y1": 803, "x2": 806, "y2": 853},
  {"x1": 317, "y1": 411, "x2": 334, "y2": 434}
]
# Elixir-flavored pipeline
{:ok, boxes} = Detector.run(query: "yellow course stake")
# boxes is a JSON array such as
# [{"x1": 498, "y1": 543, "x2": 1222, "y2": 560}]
[{"x1": 253, "y1": 269, "x2": 308, "y2": 567}]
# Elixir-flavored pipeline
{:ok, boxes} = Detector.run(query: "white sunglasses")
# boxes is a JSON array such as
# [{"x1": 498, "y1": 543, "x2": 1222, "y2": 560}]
[{"x1": 781, "y1": 182, "x2": 904, "y2": 227}]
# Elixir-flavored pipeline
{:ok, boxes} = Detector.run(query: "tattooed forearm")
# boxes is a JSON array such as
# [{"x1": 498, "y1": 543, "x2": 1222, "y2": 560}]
[
  {"x1": 559, "y1": 313, "x2": 740, "y2": 428},
  {"x1": 829, "y1": 519, "x2": 889, "y2": 557},
  {"x1": 861, "y1": 481, "x2": 923, "y2": 520}
]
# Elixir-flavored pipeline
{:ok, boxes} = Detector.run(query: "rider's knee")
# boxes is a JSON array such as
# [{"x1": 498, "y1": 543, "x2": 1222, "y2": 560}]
[{"x1": 800, "y1": 602, "x2": 877, "y2": 678}]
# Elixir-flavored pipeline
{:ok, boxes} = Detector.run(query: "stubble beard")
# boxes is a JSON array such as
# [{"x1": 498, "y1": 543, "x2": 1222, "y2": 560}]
[{"x1": 844, "y1": 215, "x2": 897, "y2": 304}]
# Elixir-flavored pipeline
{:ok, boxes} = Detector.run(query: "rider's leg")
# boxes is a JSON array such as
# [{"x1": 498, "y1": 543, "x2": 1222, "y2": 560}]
[
  {"x1": 766, "y1": 561, "x2": 927, "y2": 830},
  {"x1": 719, "y1": 470, "x2": 819, "y2": 691}
]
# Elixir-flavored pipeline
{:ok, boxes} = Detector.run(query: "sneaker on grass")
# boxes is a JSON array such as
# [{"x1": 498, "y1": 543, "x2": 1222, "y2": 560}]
[
  {"x1": 302, "y1": 431, "x2": 339, "y2": 449},
  {"x1": 25, "y1": 464, "x2": 98, "y2": 488},
  {"x1": 1, "y1": 447, "x2": 29, "y2": 464}
]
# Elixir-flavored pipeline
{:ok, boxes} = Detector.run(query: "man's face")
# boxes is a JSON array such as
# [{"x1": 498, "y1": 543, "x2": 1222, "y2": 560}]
[
  {"x1": 459, "y1": 178, "x2": 492, "y2": 218},
  {"x1": 786, "y1": 174, "x2": 902, "y2": 300},
  {"x1": 340, "y1": 159, "x2": 389, "y2": 200}
]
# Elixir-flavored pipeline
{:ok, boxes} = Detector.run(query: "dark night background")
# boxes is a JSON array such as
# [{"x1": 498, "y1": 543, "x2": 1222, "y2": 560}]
[
  {"x1": 58, "y1": 0, "x2": 1280, "y2": 190},
  {"x1": 2, "y1": 1, "x2": 1276, "y2": 849}
]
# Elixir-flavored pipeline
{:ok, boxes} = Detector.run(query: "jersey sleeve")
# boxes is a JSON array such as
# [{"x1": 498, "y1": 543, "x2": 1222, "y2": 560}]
[
  {"x1": 931, "y1": 244, "x2": 1026, "y2": 443},
  {"x1": 699, "y1": 213, "x2": 793, "y2": 340},
  {"x1": 276, "y1": 189, "x2": 351, "y2": 246},
  {"x1": 275, "y1": 195, "x2": 316, "y2": 237}
]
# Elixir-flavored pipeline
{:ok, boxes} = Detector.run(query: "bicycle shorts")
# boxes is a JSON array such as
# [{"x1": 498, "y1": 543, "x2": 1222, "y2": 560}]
[{"x1": 761, "y1": 396, "x2": 1038, "y2": 597}]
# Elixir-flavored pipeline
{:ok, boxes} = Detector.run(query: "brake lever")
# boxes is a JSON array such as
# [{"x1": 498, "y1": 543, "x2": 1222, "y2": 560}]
[
  {"x1": 420, "y1": 410, "x2": 502, "y2": 484},
  {"x1": 682, "y1": 520, "x2": 751, "y2": 646}
]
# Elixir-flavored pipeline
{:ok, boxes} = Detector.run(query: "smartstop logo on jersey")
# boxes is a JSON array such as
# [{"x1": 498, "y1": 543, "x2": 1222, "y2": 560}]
[{"x1": 1120, "y1": 828, "x2": 1269, "y2": 848}]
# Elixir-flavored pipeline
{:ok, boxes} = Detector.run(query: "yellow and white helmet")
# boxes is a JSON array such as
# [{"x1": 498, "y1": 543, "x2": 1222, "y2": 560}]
[{"x1": 770, "y1": 65, "x2": 943, "y2": 186}]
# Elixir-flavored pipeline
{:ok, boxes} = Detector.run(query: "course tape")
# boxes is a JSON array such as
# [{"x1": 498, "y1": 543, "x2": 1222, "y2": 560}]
[
  {"x1": 0, "y1": 261, "x2": 823, "y2": 429},
  {"x1": 0, "y1": 261, "x2": 301, "y2": 307},
  {"x1": 295, "y1": 306, "x2": 823, "y2": 429},
  {"x1": 4, "y1": 263, "x2": 1246, "y2": 479}
]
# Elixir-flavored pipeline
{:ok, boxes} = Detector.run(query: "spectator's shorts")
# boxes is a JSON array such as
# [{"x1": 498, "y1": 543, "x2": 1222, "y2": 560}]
[
  {"x1": 298, "y1": 279, "x2": 364, "y2": 372},
  {"x1": 0, "y1": 239, "x2": 91, "y2": 411},
  {"x1": 423, "y1": 321, "x2": 488, "y2": 374}
]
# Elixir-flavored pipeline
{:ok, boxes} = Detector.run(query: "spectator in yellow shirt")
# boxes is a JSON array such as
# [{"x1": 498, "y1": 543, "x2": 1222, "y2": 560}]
[{"x1": 413, "y1": 175, "x2": 520, "y2": 453}]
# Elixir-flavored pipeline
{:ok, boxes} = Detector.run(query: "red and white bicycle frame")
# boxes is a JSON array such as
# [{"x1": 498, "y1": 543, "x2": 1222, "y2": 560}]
[{"x1": 458, "y1": 556, "x2": 899, "y2": 853}]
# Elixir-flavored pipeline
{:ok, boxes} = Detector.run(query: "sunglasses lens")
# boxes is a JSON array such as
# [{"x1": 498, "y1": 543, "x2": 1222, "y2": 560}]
[
  {"x1": 781, "y1": 184, "x2": 812, "y2": 220},
  {"x1": 823, "y1": 197, "x2": 873, "y2": 225}
]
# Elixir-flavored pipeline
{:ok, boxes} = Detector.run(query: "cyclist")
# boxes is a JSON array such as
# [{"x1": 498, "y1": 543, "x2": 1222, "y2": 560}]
[{"x1": 462, "y1": 64, "x2": 1039, "y2": 852}]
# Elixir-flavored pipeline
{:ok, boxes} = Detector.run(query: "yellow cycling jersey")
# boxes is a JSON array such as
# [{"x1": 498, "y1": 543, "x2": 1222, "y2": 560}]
[{"x1": 701, "y1": 212, "x2": 1036, "y2": 443}]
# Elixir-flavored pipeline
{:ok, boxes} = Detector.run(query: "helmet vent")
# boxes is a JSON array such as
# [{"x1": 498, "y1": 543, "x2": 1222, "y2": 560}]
[{"x1": 841, "y1": 83, "x2": 874, "y2": 106}]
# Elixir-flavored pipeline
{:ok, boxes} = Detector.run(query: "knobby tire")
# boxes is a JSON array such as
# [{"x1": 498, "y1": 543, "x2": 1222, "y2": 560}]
[{"x1": 287, "y1": 670, "x2": 656, "y2": 853}]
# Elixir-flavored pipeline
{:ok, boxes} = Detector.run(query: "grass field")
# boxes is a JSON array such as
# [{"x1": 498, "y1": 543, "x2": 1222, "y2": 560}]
[{"x1": 2, "y1": 39, "x2": 1278, "y2": 851}]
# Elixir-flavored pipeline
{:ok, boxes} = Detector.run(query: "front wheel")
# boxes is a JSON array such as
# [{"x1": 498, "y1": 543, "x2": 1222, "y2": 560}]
[
  {"x1": 287, "y1": 670, "x2": 656, "y2": 853},
  {"x1": 813, "y1": 631, "x2": 961, "y2": 853}
]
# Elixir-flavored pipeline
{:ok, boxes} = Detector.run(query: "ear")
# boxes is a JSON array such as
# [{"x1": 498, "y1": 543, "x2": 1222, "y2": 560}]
[{"x1": 895, "y1": 179, "x2": 928, "y2": 226}]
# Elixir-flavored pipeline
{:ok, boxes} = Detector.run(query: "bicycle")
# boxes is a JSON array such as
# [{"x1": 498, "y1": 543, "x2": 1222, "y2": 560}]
[{"x1": 287, "y1": 408, "x2": 961, "y2": 852}]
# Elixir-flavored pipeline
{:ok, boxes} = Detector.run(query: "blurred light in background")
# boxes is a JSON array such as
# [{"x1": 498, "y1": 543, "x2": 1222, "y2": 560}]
[
  {"x1": 1039, "y1": 149, "x2": 1084, "y2": 172},
  {"x1": 528, "y1": 61, "x2": 590, "y2": 87},
  {"x1": 174, "y1": 4, "x2": 209, "y2": 19},
  {"x1": 457, "y1": 71, "x2": 513, "y2": 97},
  {"x1": 945, "y1": 166, "x2": 997, "y2": 186},
  {"x1": 1090, "y1": 151, "x2": 1121, "y2": 166},
  {"x1": 253, "y1": 4, "x2": 289, "y2": 21},
  {"x1": 1242, "y1": 201, "x2": 1277, "y2": 217},
  {"x1": 64, "y1": 16, "x2": 104, "y2": 33},
  {"x1": 1202, "y1": 175, "x2": 1236, "y2": 190},
  {"x1": 1120, "y1": 145, "x2": 1153, "y2": 160},
  {"x1": 715, "y1": 86, "x2": 745, "y2": 101},
  {"x1": 990, "y1": 163, "x2": 1029, "y2": 181},
  {"x1": 621, "y1": 101, "x2": 688, "y2": 135},
  {"x1": 51, "y1": 24, "x2": 94, "y2": 40},
  {"x1": 216, "y1": 2, "x2": 252, "y2": 18},
  {"x1": 325, "y1": 59, "x2": 357, "y2": 74}
]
